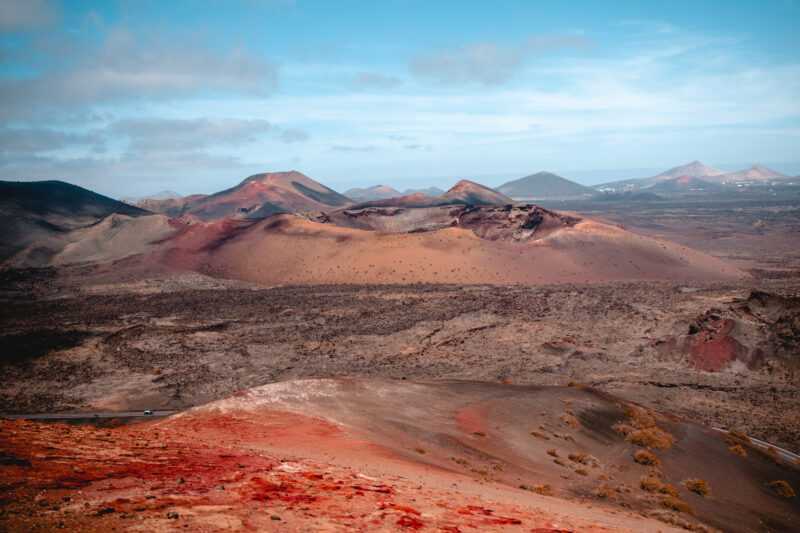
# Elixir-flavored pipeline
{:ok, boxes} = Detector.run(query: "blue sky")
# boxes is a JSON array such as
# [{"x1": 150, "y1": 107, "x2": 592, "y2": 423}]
[{"x1": 1, "y1": 0, "x2": 799, "y2": 197}]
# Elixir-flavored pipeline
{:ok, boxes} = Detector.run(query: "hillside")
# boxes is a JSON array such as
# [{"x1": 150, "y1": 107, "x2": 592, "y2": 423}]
[
  {"x1": 403, "y1": 186, "x2": 445, "y2": 196},
  {"x1": 648, "y1": 176, "x2": 725, "y2": 193},
  {"x1": 344, "y1": 184, "x2": 401, "y2": 202},
  {"x1": 597, "y1": 161, "x2": 725, "y2": 191},
  {"x1": 185, "y1": 171, "x2": 352, "y2": 220},
  {"x1": 441, "y1": 179, "x2": 513, "y2": 205},
  {"x1": 713, "y1": 164, "x2": 788, "y2": 183},
  {"x1": 0, "y1": 180, "x2": 149, "y2": 261},
  {"x1": 154, "y1": 210, "x2": 746, "y2": 285},
  {"x1": 498, "y1": 171, "x2": 594, "y2": 199}
]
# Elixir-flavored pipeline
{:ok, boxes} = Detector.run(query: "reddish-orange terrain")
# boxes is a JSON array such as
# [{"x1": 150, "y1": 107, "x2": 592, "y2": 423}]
[{"x1": 2, "y1": 379, "x2": 798, "y2": 532}]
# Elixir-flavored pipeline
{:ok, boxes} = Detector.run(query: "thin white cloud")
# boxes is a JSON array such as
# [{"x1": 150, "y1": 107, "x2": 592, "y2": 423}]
[
  {"x1": 409, "y1": 35, "x2": 589, "y2": 85},
  {"x1": 0, "y1": 27, "x2": 279, "y2": 119},
  {"x1": 352, "y1": 71, "x2": 403, "y2": 90}
]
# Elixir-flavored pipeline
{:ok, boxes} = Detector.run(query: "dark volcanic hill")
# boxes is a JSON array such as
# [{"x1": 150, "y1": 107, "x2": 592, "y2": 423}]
[
  {"x1": 0, "y1": 180, "x2": 149, "y2": 261},
  {"x1": 185, "y1": 170, "x2": 352, "y2": 221},
  {"x1": 497, "y1": 171, "x2": 594, "y2": 199}
]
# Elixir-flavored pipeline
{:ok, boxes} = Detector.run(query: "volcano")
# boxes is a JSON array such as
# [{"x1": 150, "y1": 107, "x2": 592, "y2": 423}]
[{"x1": 185, "y1": 171, "x2": 351, "y2": 220}]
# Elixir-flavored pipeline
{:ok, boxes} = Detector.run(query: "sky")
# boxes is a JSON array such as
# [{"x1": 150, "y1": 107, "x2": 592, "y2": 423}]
[{"x1": 0, "y1": 0, "x2": 799, "y2": 198}]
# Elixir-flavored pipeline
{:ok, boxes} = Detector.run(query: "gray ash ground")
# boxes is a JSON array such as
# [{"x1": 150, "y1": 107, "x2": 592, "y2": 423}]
[{"x1": 2, "y1": 268, "x2": 799, "y2": 453}]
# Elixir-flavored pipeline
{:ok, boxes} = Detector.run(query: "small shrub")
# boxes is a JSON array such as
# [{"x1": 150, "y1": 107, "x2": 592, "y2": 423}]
[
  {"x1": 613, "y1": 422, "x2": 634, "y2": 436},
  {"x1": 546, "y1": 448, "x2": 559, "y2": 457},
  {"x1": 593, "y1": 484, "x2": 613, "y2": 499},
  {"x1": 532, "y1": 484, "x2": 553, "y2": 496},
  {"x1": 568, "y1": 452, "x2": 588, "y2": 464},
  {"x1": 728, "y1": 444, "x2": 747, "y2": 457},
  {"x1": 414, "y1": 447, "x2": 426, "y2": 455},
  {"x1": 451, "y1": 457, "x2": 469, "y2": 467},
  {"x1": 659, "y1": 483, "x2": 679, "y2": 498},
  {"x1": 575, "y1": 467, "x2": 589, "y2": 476},
  {"x1": 640, "y1": 476, "x2": 679, "y2": 497},
  {"x1": 633, "y1": 449, "x2": 660, "y2": 466},
  {"x1": 767, "y1": 480, "x2": 796, "y2": 498},
  {"x1": 640, "y1": 476, "x2": 662, "y2": 492},
  {"x1": 560, "y1": 413, "x2": 580, "y2": 428},
  {"x1": 627, "y1": 427, "x2": 675, "y2": 450},
  {"x1": 519, "y1": 483, "x2": 554, "y2": 496},
  {"x1": 530, "y1": 430, "x2": 550, "y2": 440},
  {"x1": 625, "y1": 406, "x2": 657, "y2": 429},
  {"x1": 683, "y1": 478, "x2": 711, "y2": 497},
  {"x1": 554, "y1": 458, "x2": 567, "y2": 467},
  {"x1": 472, "y1": 432, "x2": 485, "y2": 437},
  {"x1": 661, "y1": 495, "x2": 693, "y2": 514},
  {"x1": 727, "y1": 429, "x2": 750, "y2": 443}
]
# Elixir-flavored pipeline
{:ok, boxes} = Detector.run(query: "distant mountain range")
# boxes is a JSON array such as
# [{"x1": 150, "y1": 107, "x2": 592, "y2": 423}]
[
  {"x1": 344, "y1": 185, "x2": 446, "y2": 202},
  {"x1": 596, "y1": 161, "x2": 791, "y2": 191},
  {"x1": 497, "y1": 171, "x2": 594, "y2": 199},
  {"x1": 344, "y1": 185, "x2": 401, "y2": 202}
]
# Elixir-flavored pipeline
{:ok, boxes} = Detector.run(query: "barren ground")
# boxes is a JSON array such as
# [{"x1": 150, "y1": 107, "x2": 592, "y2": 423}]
[{"x1": 2, "y1": 267, "x2": 799, "y2": 453}]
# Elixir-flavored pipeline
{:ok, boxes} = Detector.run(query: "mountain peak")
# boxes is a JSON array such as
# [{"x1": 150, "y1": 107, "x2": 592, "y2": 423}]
[
  {"x1": 497, "y1": 171, "x2": 593, "y2": 199},
  {"x1": 655, "y1": 161, "x2": 724, "y2": 180},
  {"x1": 443, "y1": 180, "x2": 512, "y2": 205}
]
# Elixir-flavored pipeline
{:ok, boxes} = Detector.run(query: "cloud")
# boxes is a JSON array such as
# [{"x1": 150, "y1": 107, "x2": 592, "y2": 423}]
[
  {"x1": 352, "y1": 71, "x2": 403, "y2": 90},
  {"x1": 410, "y1": 35, "x2": 588, "y2": 85},
  {"x1": 109, "y1": 118, "x2": 307, "y2": 154},
  {"x1": 0, "y1": 28, "x2": 279, "y2": 119},
  {"x1": 0, "y1": 0, "x2": 57, "y2": 31},
  {"x1": 331, "y1": 145, "x2": 377, "y2": 152},
  {"x1": 404, "y1": 144, "x2": 432, "y2": 151},
  {"x1": 279, "y1": 128, "x2": 310, "y2": 143},
  {"x1": 0, "y1": 127, "x2": 103, "y2": 155}
]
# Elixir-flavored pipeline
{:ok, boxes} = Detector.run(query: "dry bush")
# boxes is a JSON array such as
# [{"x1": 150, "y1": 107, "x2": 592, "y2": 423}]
[
  {"x1": 640, "y1": 476, "x2": 678, "y2": 497},
  {"x1": 612, "y1": 422, "x2": 634, "y2": 436},
  {"x1": 568, "y1": 452, "x2": 588, "y2": 464},
  {"x1": 547, "y1": 448, "x2": 559, "y2": 457},
  {"x1": 593, "y1": 483, "x2": 613, "y2": 499},
  {"x1": 560, "y1": 412, "x2": 580, "y2": 428},
  {"x1": 627, "y1": 427, "x2": 675, "y2": 450},
  {"x1": 661, "y1": 495, "x2": 693, "y2": 514},
  {"x1": 575, "y1": 467, "x2": 589, "y2": 476},
  {"x1": 414, "y1": 447, "x2": 426, "y2": 455},
  {"x1": 530, "y1": 430, "x2": 550, "y2": 440},
  {"x1": 472, "y1": 431, "x2": 485, "y2": 437},
  {"x1": 625, "y1": 405, "x2": 657, "y2": 429},
  {"x1": 728, "y1": 444, "x2": 747, "y2": 457},
  {"x1": 640, "y1": 476, "x2": 662, "y2": 492},
  {"x1": 683, "y1": 478, "x2": 711, "y2": 497},
  {"x1": 727, "y1": 429, "x2": 751, "y2": 444},
  {"x1": 450, "y1": 457, "x2": 469, "y2": 466},
  {"x1": 767, "y1": 480, "x2": 796, "y2": 498},
  {"x1": 659, "y1": 483, "x2": 680, "y2": 498},
  {"x1": 521, "y1": 484, "x2": 554, "y2": 496},
  {"x1": 634, "y1": 449, "x2": 660, "y2": 466},
  {"x1": 554, "y1": 458, "x2": 567, "y2": 467},
  {"x1": 614, "y1": 405, "x2": 675, "y2": 450}
]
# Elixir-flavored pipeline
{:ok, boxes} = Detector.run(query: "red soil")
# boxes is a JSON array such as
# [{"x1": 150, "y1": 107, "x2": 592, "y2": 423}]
[
  {"x1": 0, "y1": 409, "x2": 626, "y2": 532},
  {"x1": 689, "y1": 318, "x2": 743, "y2": 371}
]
